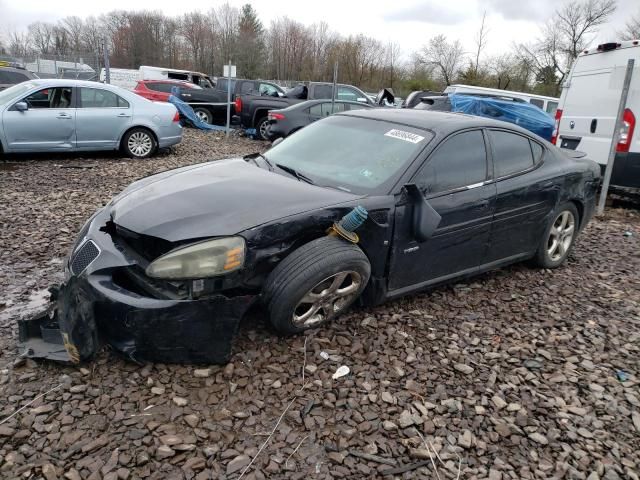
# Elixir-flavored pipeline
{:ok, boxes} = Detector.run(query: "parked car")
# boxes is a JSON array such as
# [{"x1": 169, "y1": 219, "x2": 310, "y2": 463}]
[
  {"x1": 266, "y1": 99, "x2": 373, "y2": 140},
  {"x1": 19, "y1": 109, "x2": 599, "y2": 365},
  {"x1": 553, "y1": 39, "x2": 640, "y2": 188},
  {"x1": 133, "y1": 80, "x2": 200, "y2": 102},
  {"x1": 0, "y1": 79, "x2": 182, "y2": 158},
  {"x1": 234, "y1": 82, "x2": 377, "y2": 139},
  {"x1": 414, "y1": 93, "x2": 555, "y2": 141},
  {"x1": 214, "y1": 78, "x2": 285, "y2": 100},
  {"x1": 0, "y1": 63, "x2": 38, "y2": 91}
]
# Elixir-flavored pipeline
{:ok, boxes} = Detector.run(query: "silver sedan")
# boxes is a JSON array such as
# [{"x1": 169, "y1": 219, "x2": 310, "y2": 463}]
[{"x1": 0, "y1": 79, "x2": 182, "y2": 158}]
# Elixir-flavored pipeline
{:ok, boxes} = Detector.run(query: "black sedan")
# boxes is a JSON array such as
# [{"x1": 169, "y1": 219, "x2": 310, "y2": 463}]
[
  {"x1": 19, "y1": 110, "x2": 600, "y2": 364},
  {"x1": 266, "y1": 99, "x2": 372, "y2": 140}
]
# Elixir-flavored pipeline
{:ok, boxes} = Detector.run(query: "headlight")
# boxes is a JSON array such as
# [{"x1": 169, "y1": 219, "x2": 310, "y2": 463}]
[{"x1": 146, "y1": 237, "x2": 245, "y2": 279}]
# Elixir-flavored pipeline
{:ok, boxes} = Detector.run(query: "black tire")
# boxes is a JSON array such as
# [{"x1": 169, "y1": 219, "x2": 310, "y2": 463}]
[
  {"x1": 263, "y1": 236, "x2": 371, "y2": 335},
  {"x1": 534, "y1": 202, "x2": 580, "y2": 268},
  {"x1": 122, "y1": 128, "x2": 157, "y2": 159},
  {"x1": 255, "y1": 116, "x2": 270, "y2": 140},
  {"x1": 193, "y1": 107, "x2": 213, "y2": 125}
]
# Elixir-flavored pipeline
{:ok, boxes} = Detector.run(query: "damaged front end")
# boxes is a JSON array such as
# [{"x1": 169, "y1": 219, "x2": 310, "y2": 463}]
[{"x1": 18, "y1": 207, "x2": 254, "y2": 364}]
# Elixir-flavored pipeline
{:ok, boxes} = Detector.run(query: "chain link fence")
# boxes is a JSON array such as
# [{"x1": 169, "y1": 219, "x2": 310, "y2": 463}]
[{"x1": 0, "y1": 52, "x2": 104, "y2": 81}]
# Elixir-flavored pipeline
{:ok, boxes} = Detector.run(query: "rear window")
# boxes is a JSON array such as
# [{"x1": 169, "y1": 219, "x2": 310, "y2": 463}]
[{"x1": 0, "y1": 70, "x2": 29, "y2": 84}]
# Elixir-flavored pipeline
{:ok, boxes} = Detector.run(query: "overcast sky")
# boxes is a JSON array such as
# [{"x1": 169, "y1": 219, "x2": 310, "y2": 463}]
[{"x1": 0, "y1": 0, "x2": 637, "y2": 58}]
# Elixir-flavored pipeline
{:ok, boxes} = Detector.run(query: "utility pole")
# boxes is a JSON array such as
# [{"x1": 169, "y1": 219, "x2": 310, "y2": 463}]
[
  {"x1": 226, "y1": 60, "x2": 232, "y2": 138},
  {"x1": 331, "y1": 61, "x2": 338, "y2": 113},
  {"x1": 597, "y1": 59, "x2": 635, "y2": 215},
  {"x1": 102, "y1": 36, "x2": 111, "y2": 84}
]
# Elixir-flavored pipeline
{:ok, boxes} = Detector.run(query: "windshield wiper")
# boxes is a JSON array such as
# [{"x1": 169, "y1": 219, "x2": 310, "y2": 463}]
[
  {"x1": 275, "y1": 163, "x2": 315, "y2": 185},
  {"x1": 244, "y1": 152, "x2": 273, "y2": 171}
]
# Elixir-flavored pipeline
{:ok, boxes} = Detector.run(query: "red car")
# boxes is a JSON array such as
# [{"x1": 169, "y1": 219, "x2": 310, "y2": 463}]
[{"x1": 133, "y1": 80, "x2": 199, "y2": 102}]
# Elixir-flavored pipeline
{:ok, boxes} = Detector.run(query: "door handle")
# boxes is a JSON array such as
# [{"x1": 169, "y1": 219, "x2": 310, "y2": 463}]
[
  {"x1": 117, "y1": 113, "x2": 131, "y2": 117},
  {"x1": 475, "y1": 199, "x2": 490, "y2": 210},
  {"x1": 56, "y1": 113, "x2": 71, "y2": 119}
]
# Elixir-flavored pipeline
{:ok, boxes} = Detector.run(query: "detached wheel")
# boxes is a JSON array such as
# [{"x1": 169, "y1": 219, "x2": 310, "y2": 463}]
[
  {"x1": 263, "y1": 236, "x2": 371, "y2": 335},
  {"x1": 256, "y1": 117, "x2": 270, "y2": 140},
  {"x1": 123, "y1": 128, "x2": 156, "y2": 159},
  {"x1": 534, "y1": 202, "x2": 579, "y2": 268},
  {"x1": 193, "y1": 107, "x2": 213, "y2": 124}
]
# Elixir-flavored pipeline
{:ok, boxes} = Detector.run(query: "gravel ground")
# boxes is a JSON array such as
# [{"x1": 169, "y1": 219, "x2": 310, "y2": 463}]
[{"x1": 0, "y1": 130, "x2": 639, "y2": 480}]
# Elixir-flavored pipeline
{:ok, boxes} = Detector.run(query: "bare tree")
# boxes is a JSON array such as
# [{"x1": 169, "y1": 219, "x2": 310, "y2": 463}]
[
  {"x1": 619, "y1": 10, "x2": 640, "y2": 39},
  {"x1": 419, "y1": 34, "x2": 465, "y2": 86},
  {"x1": 28, "y1": 22, "x2": 55, "y2": 54},
  {"x1": 556, "y1": 0, "x2": 616, "y2": 60},
  {"x1": 474, "y1": 11, "x2": 489, "y2": 79},
  {"x1": 8, "y1": 31, "x2": 31, "y2": 57},
  {"x1": 62, "y1": 16, "x2": 85, "y2": 52}
]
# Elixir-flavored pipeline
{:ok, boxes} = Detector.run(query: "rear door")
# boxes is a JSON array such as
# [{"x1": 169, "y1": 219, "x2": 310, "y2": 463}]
[
  {"x1": 3, "y1": 86, "x2": 76, "y2": 151},
  {"x1": 486, "y1": 129, "x2": 560, "y2": 262},
  {"x1": 557, "y1": 48, "x2": 638, "y2": 164},
  {"x1": 75, "y1": 87, "x2": 132, "y2": 150},
  {"x1": 308, "y1": 102, "x2": 348, "y2": 122}
]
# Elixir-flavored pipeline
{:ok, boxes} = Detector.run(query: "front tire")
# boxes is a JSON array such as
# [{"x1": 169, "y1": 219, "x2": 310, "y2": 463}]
[
  {"x1": 193, "y1": 107, "x2": 213, "y2": 124},
  {"x1": 534, "y1": 202, "x2": 579, "y2": 268},
  {"x1": 122, "y1": 128, "x2": 157, "y2": 159},
  {"x1": 263, "y1": 236, "x2": 371, "y2": 335}
]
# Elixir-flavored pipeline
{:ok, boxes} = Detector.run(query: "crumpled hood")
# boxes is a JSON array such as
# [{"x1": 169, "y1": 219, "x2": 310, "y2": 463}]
[{"x1": 110, "y1": 158, "x2": 360, "y2": 242}]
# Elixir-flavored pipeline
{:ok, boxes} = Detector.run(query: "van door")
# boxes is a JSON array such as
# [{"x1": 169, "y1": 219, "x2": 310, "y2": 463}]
[{"x1": 558, "y1": 64, "x2": 622, "y2": 165}]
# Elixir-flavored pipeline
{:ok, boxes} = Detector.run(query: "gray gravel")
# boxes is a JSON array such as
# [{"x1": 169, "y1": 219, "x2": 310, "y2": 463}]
[{"x1": 1, "y1": 130, "x2": 639, "y2": 479}]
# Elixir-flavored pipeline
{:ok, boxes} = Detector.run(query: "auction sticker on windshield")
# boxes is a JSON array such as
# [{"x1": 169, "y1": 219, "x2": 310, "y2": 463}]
[{"x1": 384, "y1": 129, "x2": 425, "y2": 144}]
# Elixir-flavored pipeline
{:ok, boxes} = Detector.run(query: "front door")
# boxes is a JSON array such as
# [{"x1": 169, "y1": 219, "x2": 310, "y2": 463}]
[
  {"x1": 3, "y1": 86, "x2": 76, "y2": 152},
  {"x1": 389, "y1": 129, "x2": 496, "y2": 292},
  {"x1": 75, "y1": 87, "x2": 132, "y2": 150}
]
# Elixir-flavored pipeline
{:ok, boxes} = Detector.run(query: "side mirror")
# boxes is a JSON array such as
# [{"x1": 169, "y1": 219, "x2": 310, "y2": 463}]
[
  {"x1": 271, "y1": 137, "x2": 284, "y2": 147},
  {"x1": 403, "y1": 184, "x2": 441, "y2": 242},
  {"x1": 15, "y1": 101, "x2": 28, "y2": 112}
]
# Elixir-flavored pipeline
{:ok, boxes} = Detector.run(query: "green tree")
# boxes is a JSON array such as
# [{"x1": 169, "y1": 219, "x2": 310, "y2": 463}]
[{"x1": 236, "y1": 4, "x2": 264, "y2": 78}]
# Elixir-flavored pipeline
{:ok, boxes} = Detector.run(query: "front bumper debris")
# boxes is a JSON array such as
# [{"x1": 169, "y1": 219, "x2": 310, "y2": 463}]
[{"x1": 17, "y1": 208, "x2": 255, "y2": 364}]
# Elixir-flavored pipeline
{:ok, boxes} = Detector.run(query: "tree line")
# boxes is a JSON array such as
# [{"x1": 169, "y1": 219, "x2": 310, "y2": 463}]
[{"x1": 1, "y1": 0, "x2": 638, "y2": 97}]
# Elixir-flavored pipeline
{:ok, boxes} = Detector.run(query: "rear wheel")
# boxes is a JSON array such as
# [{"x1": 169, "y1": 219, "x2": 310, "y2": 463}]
[
  {"x1": 193, "y1": 107, "x2": 213, "y2": 124},
  {"x1": 534, "y1": 202, "x2": 579, "y2": 268},
  {"x1": 256, "y1": 117, "x2": 270, "y2": 140},
  {"x1": 263, "y1": 236, "x2": 371, "y2": 335},
  {"x1": 122, "y1": 128, "x2": 156, "y2": 159}
]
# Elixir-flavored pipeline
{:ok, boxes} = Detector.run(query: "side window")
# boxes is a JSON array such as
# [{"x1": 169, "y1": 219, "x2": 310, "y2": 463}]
[
  {"x1": 530, "y1": 140, "x2": 544, "y2": 163},
  {"x1": 546, "y1": 101, "x2": 558, "y2": 116},
  {"x1": 240, "y1": 82, "x2": 254, "y2": 94},
  {"x1": 24, "y1": 87, "x2": 72, "y2": 108},
  {"x1": 259, "y1": 83, "x2": 279, "y2": 96},
  {"x1": 217, "y1": 79, "x2": 227, "y2": 91},
  {"x1": 337, "y1": 86, "x2": 360, "y2": 102},
  {"x1": 346, "y1": 103, "x2": 369, "y2": 111},
  {"x1": 322, "y1": 102, "x2": 346, "y2": 115},
  {"x1": 313, "y1": 85, "x2": 332, "y2": 99},
  {"x1": 79, "y1": 88, "x2": 128, "y2": 108},
  {"x1": 415, "y1": 130, "x2": 487, "y2": 194},
  {"x1": 308, "y1": 104, "x2": 323, "y2": 116},
  {"x1": 489, "y1": 130, "x2": 535, "y2": 177},
  {"x1": 0, "y1": 71, "x2": 28, "y2": 84},
  {"x1": 529, "y1": 98, "x2": 544, "y2": 109},
  {"x1": 147, "y1": 83, "x2": 173, "y2": 93}
]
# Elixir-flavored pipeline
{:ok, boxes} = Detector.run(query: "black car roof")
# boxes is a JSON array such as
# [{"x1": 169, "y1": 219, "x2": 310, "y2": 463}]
[{"x1": 339, "y1": 108, "x2": 532, "y2": 136}]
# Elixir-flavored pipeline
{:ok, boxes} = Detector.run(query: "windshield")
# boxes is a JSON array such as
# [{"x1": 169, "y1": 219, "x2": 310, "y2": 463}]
[
  {"x1": 0, "y1": 82, "x2": 36, "y2": 105},
  {"x1": 265, "y1": 115, "x2": 433, "y2": 194}
]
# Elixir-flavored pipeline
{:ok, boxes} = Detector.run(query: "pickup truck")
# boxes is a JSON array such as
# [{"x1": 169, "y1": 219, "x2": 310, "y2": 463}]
[
  {"x1": 214, "y1": 78, "x2": 285, "y2": 101},
  {"x1": 234, "y1": 82, "x2": 378, "y2": 140}
]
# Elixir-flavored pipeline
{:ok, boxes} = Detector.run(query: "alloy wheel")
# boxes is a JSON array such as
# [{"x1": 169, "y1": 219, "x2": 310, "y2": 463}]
[
  {"x1": 547, "y1": 210, "x2": 576, "y2": 262},
  {"x1": 259, "y1": 120, "x2": 269, "y2": 139},
  {"x1": 127, "y1": 132, "x2": 153, "y2": 157},
  {"x1": 292, "y1": 271, "x2": 362, "y2": 328},
  {"x1": 195, "y1": 110, "x2": 210, "y2": 124}
]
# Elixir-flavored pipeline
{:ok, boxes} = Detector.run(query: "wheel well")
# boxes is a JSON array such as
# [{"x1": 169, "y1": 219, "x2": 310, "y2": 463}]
[
  {"x1": 120, "y1": 126, "x2": 158, "y2": 150},
  {"x1": 569, "y1": 199, "x2": 584, "y2": 226},
  {"x1": 253, "y1": 109, "x2": 268, "y2": 125}
]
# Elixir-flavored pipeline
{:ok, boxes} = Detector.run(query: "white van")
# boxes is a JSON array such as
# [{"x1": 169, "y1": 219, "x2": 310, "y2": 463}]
[
  {"x1": 443, "y1": 84, "x2": 559, "y2": 116},
  {"x1": 553, "y1": 40, "x2": 640, "y2": 188},
  {"x1": 99, "y1": 68, "x2": 140, "y2": 90}
]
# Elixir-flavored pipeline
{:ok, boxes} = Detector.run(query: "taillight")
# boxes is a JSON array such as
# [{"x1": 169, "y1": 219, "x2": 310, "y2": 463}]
[
  {"x1": 551, "y1": 109, "x2": 563, "y2": 145},
  {"x1": 268, "y1": 112, "x2": 285, "y2": 121},
  {"x1": 616, "y1": 108, "x2": 635, "y2": 153},
  {"x1": 235, "y1": 97, "x2": 242, "y2": 113},
  {"x1": 173, "y1": 111, "x2": 180, "y2": 122}
]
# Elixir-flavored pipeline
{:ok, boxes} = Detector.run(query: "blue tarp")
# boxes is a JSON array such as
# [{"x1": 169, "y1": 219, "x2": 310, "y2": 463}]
[
  {"x1": 168, "y1": 86, "x2": 226, "y2": 131},
  {"x1": 449, "y1": 94, "x2": 554, "y2": 141}
]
